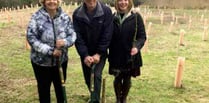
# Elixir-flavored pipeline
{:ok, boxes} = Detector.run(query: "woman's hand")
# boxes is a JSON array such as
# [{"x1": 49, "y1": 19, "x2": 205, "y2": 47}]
[
  {"x1": 130, "y1": 47, "x2": 138, "y2": 56},
  {"x1": 56, "y1": 39, "x2": 65, "y2": 49},
  {"x1": 53, "y1": 49, "x2": 62, "y2": 57}
]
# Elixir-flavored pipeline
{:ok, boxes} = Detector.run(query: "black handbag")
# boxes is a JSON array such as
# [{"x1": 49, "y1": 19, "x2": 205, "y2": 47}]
[{"x1": 127, "y1": 53, "x2": 141, "y2": 77}]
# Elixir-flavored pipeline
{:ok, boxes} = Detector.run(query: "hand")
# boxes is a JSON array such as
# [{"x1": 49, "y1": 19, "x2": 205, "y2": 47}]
[
  {"x1": 92, "y1": 53, "x2": 101, "y2": 64},
  {"x1": 130, "y1": 47, "x2": 138, "y2": 56},
  {"x1": 56, "y1": 39, "x2": 65, "y2": 49},
  {"x1": 53, "y1": 49, "x2": 62, "y2": 57},
  {"x1": 84, "y1": 56, "x2": 94, "y2": 67}
]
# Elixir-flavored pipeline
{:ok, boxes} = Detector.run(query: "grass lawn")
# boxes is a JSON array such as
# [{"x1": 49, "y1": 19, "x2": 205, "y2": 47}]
[{"x1": 0, "y1": 5, "x2": 209, "y2": 103}]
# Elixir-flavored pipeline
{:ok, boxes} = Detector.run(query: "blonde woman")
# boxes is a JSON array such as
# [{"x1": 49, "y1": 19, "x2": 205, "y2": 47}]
[
  {"x1": 108, "y1": 0, "x2": 146, "y2": 102},
  {"x1": 27, "y1": 0, "x2": 76, "y2": 102}
]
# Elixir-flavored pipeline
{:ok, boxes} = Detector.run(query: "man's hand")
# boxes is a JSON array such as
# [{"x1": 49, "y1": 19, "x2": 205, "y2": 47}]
[
  {"x1": 130, "y1": 47, "x2": 138, "y2": 56},
  {"x1": 53, "y1": 49, "x2": 62, "y2": 57},
  {"x1": 84, "y1": 56, "x2": 94, "y2": 67},
  {"x1": 92, "y1": 53, "x2": 101, "y2": 64}
]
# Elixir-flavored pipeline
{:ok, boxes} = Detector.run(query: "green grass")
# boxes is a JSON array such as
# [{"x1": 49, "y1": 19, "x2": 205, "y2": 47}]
[{"x1": 0, "y1": 6, "x2": 209, "y2": 103}]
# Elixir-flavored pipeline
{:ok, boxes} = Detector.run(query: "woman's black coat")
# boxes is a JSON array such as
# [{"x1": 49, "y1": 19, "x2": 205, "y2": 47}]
[{"x1": 108, "y1": 12, "x2": 146, "y2": 76}]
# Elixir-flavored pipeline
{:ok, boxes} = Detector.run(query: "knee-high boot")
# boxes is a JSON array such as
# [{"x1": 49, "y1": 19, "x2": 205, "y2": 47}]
[
  {"x1": 121, "y1": 77, "x2": 131, "y2": 103},
  {"x1": 114, "y1": 78, "x2": 122, "y2": 103}
]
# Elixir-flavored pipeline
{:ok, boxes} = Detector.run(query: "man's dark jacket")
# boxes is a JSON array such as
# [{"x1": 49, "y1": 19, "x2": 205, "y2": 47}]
[{"x1": 73, "y1": 2, "x2": 113, "y2": 59}]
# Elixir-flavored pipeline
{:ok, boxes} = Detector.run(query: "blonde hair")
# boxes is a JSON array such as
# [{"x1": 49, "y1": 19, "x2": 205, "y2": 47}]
[
  {"x1": 39, "y1": 0, "x2": 62, "y2": 6},
  {"x1": 115, "y1": 0, "x2": 133, "y2": 13}
]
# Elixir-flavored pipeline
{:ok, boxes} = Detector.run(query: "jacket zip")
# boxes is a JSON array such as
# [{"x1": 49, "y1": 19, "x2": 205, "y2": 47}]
[{"x1": 52, "y1": 18, "x2": 56, "y2": 66}]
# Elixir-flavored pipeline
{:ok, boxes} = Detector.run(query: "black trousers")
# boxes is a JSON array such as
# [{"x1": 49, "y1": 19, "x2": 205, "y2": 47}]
[
  {"x1": 81, "y1": 56, "x2": 106, "y2": 103},
  {"x1": 31, "y1": 61, "x2": 67, "y2": 103}
]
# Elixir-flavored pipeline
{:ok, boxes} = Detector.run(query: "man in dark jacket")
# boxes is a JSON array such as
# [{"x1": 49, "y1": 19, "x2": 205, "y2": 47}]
[{"x1": 72, "y1": 0, "x2": 113, "y2": 102}]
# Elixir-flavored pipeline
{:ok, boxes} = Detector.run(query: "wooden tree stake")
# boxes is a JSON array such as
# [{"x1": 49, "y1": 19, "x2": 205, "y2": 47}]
[
  {"x1": 188, "y1": 16, "x2": 192, "y2": 30},
  {"x1": 17, "y1": 6, "x2": 20, "y2": 11},
  {"x1": 200, "y1": 14, "x2": 204, "y2": 22},
  {"x1": 175, "y1": 16, "x2": 178, "y2": 25},
  {"x1": 36, "y1": 4, "x2": 39, "y2": 9},
  {"x1": 202, "y1": 26, "x2": 208, "y2": 41},
  {"x1": 7, "y1": 13, "x2": 11, "y2": 23},
  {"x1": 147, "y1": 22, "x2": 152, "y2": 35},
  {"x1": 183, "y1": 12, "x2": 186, "y2": 19},
  {"x1": 169, "y1": 21, "x2": 174, "y2": 32},
  {"x1": 204, "y1": 18, "x2": 208, "y2": 27},
  {"x1": 174, "y1": 57, "x2": 185, "y2": 88},
  {"x1": 143, "y1": 22, "x2": 151, "y2": 53},
  {"x1": 172, "y1": 11, "x2": 175, "y2": 21},
  {"x1": 179, "y1": 29, "x2": 185, "y2": 46},
  {"x1": 143, "y1": 15, "x2": 147, "y2": 25},
  {"x1": 160, "y1": 11, "x2": 164, "y2": 24},
  {"x1": 25, "y1": 31, "x2": 31, "y2": 50}
]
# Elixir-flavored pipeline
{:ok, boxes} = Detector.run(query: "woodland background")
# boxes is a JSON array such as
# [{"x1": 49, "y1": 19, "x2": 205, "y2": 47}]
[{"x1": 1, "y1": 0, "x2": 209, "y2": 9}]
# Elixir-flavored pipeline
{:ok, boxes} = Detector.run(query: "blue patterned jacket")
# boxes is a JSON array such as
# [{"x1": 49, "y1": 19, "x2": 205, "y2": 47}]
[{"x1": 27, "y1": 7, "x2": 76, "y2": 66}]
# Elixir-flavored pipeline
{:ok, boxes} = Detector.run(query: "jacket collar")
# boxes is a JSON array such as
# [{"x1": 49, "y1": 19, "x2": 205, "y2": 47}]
[
  {"x1": 115, "y1": 9, "x2": 133, "y2": 24},
  {"x1": 76, "y1": 1, "x2": 104, "y2": 21}
]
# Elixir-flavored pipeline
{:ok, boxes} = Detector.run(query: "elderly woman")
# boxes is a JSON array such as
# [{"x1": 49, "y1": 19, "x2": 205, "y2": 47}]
[
  {"x1": 108, "y1": 0, "x2": 146, "y2": 102},
  {"x1": 27, "y1": 0, "x2": 76, "y2": 102}
]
